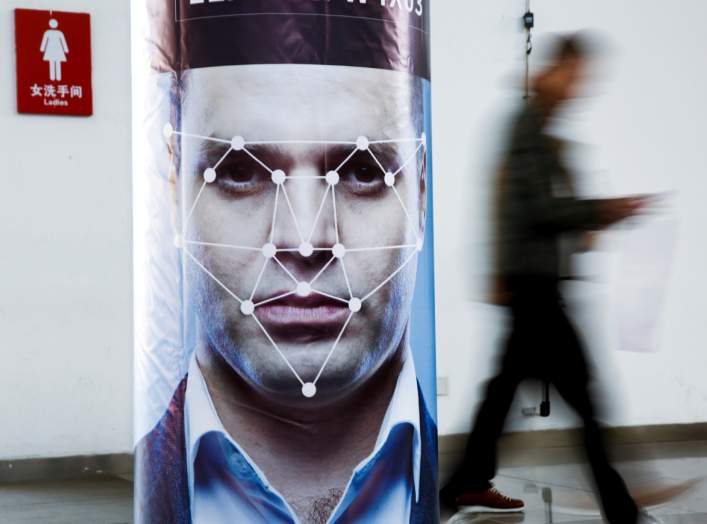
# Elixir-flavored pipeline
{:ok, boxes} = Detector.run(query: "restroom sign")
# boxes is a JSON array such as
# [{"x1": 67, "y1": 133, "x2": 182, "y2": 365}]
[{"x1": 14, "y1": 9, "x2": 93, "y2": 116}]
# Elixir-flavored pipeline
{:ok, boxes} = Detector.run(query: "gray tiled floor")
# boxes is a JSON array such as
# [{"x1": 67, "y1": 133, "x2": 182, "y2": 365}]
[
  {"x1": 0, "y1": 478, "x2": 132, "y2": 523},
  {"x1": 0, "y1": 442, "x2": 705, "y2": 523}
]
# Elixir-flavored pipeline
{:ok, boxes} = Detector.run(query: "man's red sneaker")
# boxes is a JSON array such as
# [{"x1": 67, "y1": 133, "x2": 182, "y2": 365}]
[{"x1": 455, "y1": 485, "x2": 525, "y2": 513}]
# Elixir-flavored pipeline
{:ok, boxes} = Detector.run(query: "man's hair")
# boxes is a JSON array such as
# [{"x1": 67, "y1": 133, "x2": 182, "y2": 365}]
[{"x1": 547, "y1": 31, "x2": 601, "y2": 64}]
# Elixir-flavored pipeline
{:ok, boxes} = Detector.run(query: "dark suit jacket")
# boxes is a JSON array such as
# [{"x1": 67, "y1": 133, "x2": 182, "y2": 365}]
[
  {"x1": 135, "y1": 376, "x2": 439, "y2": 523},
  {"x1": 498, "y1": 100, "x2": 602, "y2": 282}
]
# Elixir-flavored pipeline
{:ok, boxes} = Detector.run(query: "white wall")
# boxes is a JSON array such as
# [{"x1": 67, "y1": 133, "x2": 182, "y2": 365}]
[
  {"x1": 2, "y1": 0, "x2": 706, "y2": 459},
  {"x1": 0, "y1": 0, "x2": 132, "y2": 459},
  {"x1": 432, "y1": 0, "x2": 707, "y2": 436}
]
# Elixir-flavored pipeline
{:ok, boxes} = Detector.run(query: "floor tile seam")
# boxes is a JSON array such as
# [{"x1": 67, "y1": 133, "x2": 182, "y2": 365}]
[{"x1": 496, "y1": 472, "x2": 597, "y2": 494}]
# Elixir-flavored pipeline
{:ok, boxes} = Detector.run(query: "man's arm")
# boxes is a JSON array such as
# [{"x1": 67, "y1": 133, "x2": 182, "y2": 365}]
[
  {"x1": 508, "y1": 142, "x2": 600, "y2": 233},
  {"x1": 507, "y1": 134, "x2": 646, "y2": 234}
]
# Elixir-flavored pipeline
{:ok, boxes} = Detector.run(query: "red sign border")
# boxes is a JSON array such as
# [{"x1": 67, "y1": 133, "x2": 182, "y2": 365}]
[{"x1": 14, "y1": 8, "x2": 94, "y2": 117}]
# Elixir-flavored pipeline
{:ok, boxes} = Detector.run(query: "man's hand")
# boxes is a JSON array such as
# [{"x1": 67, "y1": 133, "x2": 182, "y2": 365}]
[
  {"x1": 577, "y1": 231, "x2": 598, "y2": 252},
  {"x1": 596, "y1": 196, "x2": 651, "y2": 226}
]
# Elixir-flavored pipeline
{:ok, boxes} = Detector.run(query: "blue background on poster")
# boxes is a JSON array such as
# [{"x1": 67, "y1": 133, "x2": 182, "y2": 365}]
[{"x1": 410, "y1": 79, "x2": 437, "y2": 420}]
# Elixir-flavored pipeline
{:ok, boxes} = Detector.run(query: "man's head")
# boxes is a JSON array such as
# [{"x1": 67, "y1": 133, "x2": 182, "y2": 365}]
[
  {"x1": 170, "y1": 65, "x2": 426, "y2": 405},
  {"x1": 533, "y1": 32, "x2": 599, "y2": 105}
]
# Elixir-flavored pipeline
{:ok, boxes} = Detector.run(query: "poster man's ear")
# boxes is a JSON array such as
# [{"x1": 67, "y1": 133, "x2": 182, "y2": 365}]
[
  {"x1": 167, "y1": 73, "x2": 182, "y2": 209},
  {"x1": 418, "y1": 147, "x2": 427, "y2": 238},
  {"x1": 166, "y1": 130, "x2": 180, "y2": 234}
]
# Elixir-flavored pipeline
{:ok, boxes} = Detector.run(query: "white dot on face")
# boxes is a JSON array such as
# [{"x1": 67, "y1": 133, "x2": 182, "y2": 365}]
[
  {"x1": 332, "y1": 243, "x2": 346, "y2": 259},
  {"x1": 173, "y1": 234, "x2": 183, "y2": 249},
  {"x1": 325, "y1": 171, "x2": 340, "y2": 186},
  {"x1": 298, "y1": 242, "x2": 314, "y2": 257},
  {"x1": 261, "y1": 243, "x2": 276, "y2": 259},
  {"x1": 416, "y1": 238, "x2": 424, "y2": 252},
  {"x1": 162, "y1": 123, "x2": 174, "y2": 141},
  {"x1": 356, "y1": 136, "x2": 369, "y2": 151},
  {"x1": 302, "y1": 382, "x2": 317, "y2": 398},
  {"x1": 203, "y1": 168, "x2": 217, "y2": 183},
  {"x1": 384, "y1": 171, "x2": 395, "y2": 187},
  {"x1": 348, "y1": 297, "x2": 362, "y2": 313},
  {"x1": 296, "y1": 282, "x2": 312, "y2": 297},
  {"x1": 271, "y1": 170, "x2": 286, "y2": 185},
  {"x1": 230, "y1": 135, "x2": 245, "y2": 151},
  {"x1": 240, "y1": 300, "x2": 255, "y2": 316}
]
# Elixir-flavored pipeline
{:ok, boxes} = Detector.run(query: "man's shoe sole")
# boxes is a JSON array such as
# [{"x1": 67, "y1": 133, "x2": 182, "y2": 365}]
[{"x1": 459, "y1": 505, "x2": 525, "y2": 513}]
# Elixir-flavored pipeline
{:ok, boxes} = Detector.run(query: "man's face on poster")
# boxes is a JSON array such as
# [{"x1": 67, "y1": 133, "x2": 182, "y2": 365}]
[{"x1": 178, "y1": 65, "x2": 426, "y2": 403}]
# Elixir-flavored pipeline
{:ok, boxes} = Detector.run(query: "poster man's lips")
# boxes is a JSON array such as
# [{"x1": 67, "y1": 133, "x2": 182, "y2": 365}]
[{"x1": 256, "y1": 292, "x2": 350, "y2": 339}]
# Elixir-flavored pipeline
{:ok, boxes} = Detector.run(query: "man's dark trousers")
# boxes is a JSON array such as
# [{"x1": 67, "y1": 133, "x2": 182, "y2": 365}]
[{"x1": 445, "y1": 276, "x2": 639, "y2": 524}]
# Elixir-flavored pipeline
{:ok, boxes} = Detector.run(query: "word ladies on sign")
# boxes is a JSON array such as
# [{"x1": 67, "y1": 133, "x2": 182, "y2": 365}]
[
  {"x1": 188, "y1": 0, "x2": 424, "y2": 17},
  {"x1": 44, "y1": 98, "x2": 68, "y2": 107}
]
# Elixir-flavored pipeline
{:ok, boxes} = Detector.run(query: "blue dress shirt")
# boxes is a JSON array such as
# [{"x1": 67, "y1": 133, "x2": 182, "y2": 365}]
[{"x1": 184, "y1": 351, "x2": 422, "y2": 524}]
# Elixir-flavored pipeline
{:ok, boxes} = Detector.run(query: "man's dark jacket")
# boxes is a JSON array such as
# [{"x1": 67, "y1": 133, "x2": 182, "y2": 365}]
[
  {"x1": 498, "y1": 100, "x2": 603, "y2": 282},
  {"x1": 135, "y1": 377, "x2": 439, "y2": 523}
]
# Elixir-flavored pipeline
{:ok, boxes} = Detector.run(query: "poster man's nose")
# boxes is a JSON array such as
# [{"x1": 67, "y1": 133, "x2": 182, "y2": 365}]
[{"x1": 272, "y1": 166, "x2": 337, "y2": 251}]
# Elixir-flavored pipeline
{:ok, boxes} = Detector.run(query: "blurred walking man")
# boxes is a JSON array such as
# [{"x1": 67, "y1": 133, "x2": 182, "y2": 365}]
[{"x1": 441, "y1": 34, "x2": 659, "y2": 524}]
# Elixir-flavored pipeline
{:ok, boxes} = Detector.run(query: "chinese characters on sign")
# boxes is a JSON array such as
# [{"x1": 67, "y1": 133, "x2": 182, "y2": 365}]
[
  {"x1": 29, "y1": 83, "x2": 83, "y2": 107},
  {"x1": 14, "y1": 9, "x2": 93, "y2": 116}
]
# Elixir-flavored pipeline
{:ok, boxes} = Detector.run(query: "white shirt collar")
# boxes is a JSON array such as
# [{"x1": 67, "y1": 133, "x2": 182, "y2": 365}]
[
  {"x1": 369, "y1": 347, "x2": 422, "y2": 501},
  {"x1": 184, "y1": 347, "x2": 423, "y2": 514}
]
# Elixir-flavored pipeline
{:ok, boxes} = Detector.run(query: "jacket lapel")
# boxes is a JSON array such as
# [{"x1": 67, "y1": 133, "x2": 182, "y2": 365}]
[
  {"x1": 410, "y1": 384, "x2": 439, "y2": 524},
  {"x1": 135, "y1": 377, "x2": 191, "y2": 524}
]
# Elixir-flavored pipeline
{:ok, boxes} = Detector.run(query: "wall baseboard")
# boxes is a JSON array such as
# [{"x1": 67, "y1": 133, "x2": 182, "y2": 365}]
[
  {"x1": 0, "y1": 453, "x2": 132, "y2": 484},
  {"x1": 441, "y1": 422, "x2": 707, "y2": 454},
  {"x1": 2, "y1": 424, "x2": 705, "y2": 484},
  {"x1": 438, "y1": 423, "x2": 707, "y2": 482}
]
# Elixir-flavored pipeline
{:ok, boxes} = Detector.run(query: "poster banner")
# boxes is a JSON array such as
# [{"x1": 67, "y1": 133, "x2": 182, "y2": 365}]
[{"x1": 132, "y1": 1, "x2": 437, "y2": 522}]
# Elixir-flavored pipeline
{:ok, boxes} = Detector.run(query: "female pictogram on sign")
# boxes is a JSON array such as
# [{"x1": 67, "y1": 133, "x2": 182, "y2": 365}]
[{"x1": 40, "y1": 19, "x2": 69, "y2": 81}]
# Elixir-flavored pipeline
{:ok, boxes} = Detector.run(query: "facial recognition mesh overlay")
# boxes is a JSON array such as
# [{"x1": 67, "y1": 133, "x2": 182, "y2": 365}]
[
  {"x1": 133, "y1": 1, "x2": 437, "y2": 522},
  {"x1": 167, "y1": 125, "x2": 428, "y2": 399}
]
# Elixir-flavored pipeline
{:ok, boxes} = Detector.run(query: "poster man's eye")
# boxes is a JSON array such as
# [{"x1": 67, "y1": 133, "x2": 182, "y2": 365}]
[
  {"x1": 216, "y1": 167, "x2": 268, "y2": 195},
  {"x1": 210, "y1": 153, "x2": 270, "y2": 196},
  {"x1": 227, "y1": 166, "x2": 258, "y2": 183},
  {"x1": 340, "y1": 159, "x2": 385, "y2": 195}
]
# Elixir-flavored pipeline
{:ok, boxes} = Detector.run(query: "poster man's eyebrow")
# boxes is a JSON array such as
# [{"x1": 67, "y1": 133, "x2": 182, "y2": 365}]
[
  {"x1": 198, "y1": 140, "x2": 288, "y2": 157},
  {"x1": 198, "y1": 138, "x2": 232, "y2": 164},
  {"x1": 196, "y1": 139, "x2": 406, "y2": 172},
  {"x1": 196, "y1": 140, "x2": 286, "y2": 170},
  {"x1": 367, "y1": 143, "x2": 404, "y2": 170}
]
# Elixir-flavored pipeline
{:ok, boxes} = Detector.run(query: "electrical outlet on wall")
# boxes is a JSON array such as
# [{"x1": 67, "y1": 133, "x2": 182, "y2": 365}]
[{"x1": 437, "y1": 376, "x2": 449, "y2": 396}]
